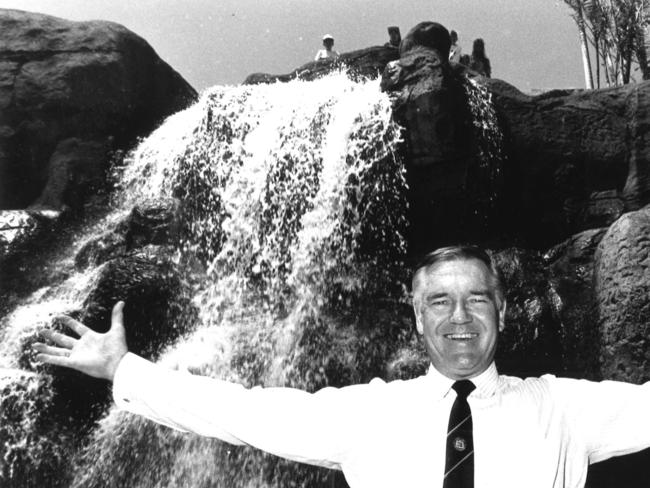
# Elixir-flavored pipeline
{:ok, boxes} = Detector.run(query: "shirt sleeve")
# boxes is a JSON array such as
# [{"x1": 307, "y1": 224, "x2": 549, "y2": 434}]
[
  {"x1": 112, "y1": 353, "x2": 357, "y2": 469},
  {"x1": 547, "y1": 375, "x2": 650, "y2": 463}
]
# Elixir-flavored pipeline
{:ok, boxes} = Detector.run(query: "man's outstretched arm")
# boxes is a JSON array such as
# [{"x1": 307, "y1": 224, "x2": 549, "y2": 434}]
[
  {"x1": 33, "y1": 301, "x2": 128, "y2": 380},
  {"x1": 32, "y1": 300, "x2": 354, "y2": 468}
]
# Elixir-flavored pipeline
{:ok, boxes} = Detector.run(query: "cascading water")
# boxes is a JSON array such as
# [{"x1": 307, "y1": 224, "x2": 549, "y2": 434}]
[
  {"x1": 0, "y1": 73, "x2": 414, "y2": 488},
  {"x1": 463, "y1": 77, "x2": 505, "y2": 226}
]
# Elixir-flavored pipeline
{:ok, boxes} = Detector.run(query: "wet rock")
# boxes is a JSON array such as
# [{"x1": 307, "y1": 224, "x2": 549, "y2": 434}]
[
  {"x1": 380, "y1": 22, "x2": 481, "y2": 254},
  {"x1": 485, "y1": 78, "x2": 650, "y2": 248},
  {"x1": 594, "y1": 205, "x2": 650, "y2": 383},
  {"x1": 75, "y1": 199, "x2": 180, "y2": 269},
  {"x1": 545, "y1": 228, "x2": 607, "y2": 379},
  {"x1": 0, "y1": 209, "x2": 60, "y2": 264},
  {"x1": 243, "y1": 46, "x2": 399, "y2": 85},
  {"x1": 80, "y1": 250, "x2": 196, "y2": 358},
  {"x1": 30, "y1": 138, "x2": 110, "y2": 212},
  {"x1": 493, "y1": 248, "x2": 564, "y2": 377},
  {"x1": 0, "y1": 370, "x2": 71, "y2": 488},
  {"x1": 0, "y1": 9, "x2": 197, "y2": 211},
  {"x1": 74, "y1": 230, "x2": 128, "y2": 270},
  {"x1": 398, "y1": 21, "x2": 452, "y2": 57}
]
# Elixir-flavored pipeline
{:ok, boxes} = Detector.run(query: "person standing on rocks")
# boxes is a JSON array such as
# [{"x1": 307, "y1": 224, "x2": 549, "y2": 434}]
[
  {"x1": 34, "y1": 245, "x2": 650, "y2": 487},
  {"x1": 469, "y1": 38, "x2": 491, "y2": 77},
  {"x1": 314, "y1": 34, "x2": 339, "y2": 61},
  {"x1": 449, "y1": 30, "x2": 462, "y2": 63}
]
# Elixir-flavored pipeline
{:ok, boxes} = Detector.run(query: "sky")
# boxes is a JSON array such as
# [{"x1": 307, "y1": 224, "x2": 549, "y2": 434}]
[{"x1": 0, "y1": 0, "x2": 585, "y2": 93}]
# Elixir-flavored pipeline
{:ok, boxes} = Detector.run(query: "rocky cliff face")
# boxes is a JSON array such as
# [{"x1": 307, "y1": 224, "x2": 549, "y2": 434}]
[
  {"x1": 0, "y1": 9, "x2": 197, "y2": 212},
  {"x1": 243, "y1": 45, "x2": 400, "y2": 85}
]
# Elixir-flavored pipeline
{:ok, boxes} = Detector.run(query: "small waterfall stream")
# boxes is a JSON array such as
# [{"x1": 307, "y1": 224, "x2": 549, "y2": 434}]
[{"x1": 1, "y1": 73, "x2": 414, "y2": 487}]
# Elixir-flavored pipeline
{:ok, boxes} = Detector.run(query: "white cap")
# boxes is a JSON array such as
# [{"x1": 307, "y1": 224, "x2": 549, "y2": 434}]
[{"x1": 322, "y1": 34, "x2": 334, "y2": 41}]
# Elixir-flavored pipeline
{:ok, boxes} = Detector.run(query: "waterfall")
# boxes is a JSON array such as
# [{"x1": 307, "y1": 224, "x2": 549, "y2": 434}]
[
  {"x1": 463, "y1": 77, "x2": 505, "y2": 225},
  {"x1": 0, "y1": 73, "x2": 414, "y2": 488}
]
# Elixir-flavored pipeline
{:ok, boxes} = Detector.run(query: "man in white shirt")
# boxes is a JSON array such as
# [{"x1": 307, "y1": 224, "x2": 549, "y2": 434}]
[
  {"x1": 315, "y1": 34, "x2": 339, "y2": 61},
  {"x1": 34, "y1": 245, "x2": 650, "y2": 488}
]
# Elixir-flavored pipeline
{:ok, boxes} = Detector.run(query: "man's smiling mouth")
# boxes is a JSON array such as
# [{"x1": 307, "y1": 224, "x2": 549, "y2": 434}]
[{"x1": 444, "y1": 333, "x2": 479, "y2": 340}]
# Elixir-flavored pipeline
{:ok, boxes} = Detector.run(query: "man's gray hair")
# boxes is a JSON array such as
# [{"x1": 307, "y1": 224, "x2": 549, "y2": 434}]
[{"x1": 412, "y1": 245, "x2": 505, "y2": 305}]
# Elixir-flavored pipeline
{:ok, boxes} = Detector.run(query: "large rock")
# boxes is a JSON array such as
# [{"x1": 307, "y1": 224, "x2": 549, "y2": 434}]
[
  {"x1": 485, "y1": 79, "x2": 650, "y2": 249},
  {"x1": 380, "y1": 22, "x2": 483, "y2": 255},
  {"x1": 243, "y1": 46, "x2": 399, "y2": 85},
  {"x1": 545, "y1": 228, "x2": 608, "y2": 379},
  {"x1": 373, "y1": 22, "x2": 650, "y2": 254},
  {"x1": 594, "y1": 205, "x2": 650, "y2": 383},
  {"x1": 74, "y1": 199, "x2": 180, "y2": 270},
  {"x1": 0, "y1": 209, "x2": 60, "y2": 264},
  {"x1": 0, "y1": 9, "x2": 197, "y2": 211}
]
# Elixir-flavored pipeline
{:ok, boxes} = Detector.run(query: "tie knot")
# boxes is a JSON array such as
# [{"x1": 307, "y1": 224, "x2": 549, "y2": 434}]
[{"x1": 452, "y1": 380, "x2": 475, "y2": 398}]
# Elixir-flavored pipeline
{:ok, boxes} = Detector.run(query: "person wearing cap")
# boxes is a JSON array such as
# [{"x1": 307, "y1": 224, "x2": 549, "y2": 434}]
[
  {"x1": 35, "y1": 245, "x2": 650, "y2": 487},
  {"x1": 315, "y1": 34, "x2": 339, "y2": 61},
  {"x1": 384, "y1": 26, "x2": 401, "y2": 48}
]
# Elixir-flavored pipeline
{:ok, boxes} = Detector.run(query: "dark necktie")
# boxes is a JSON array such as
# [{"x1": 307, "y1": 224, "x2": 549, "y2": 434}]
[{"x1": 443, "y1": 380, "x2": 476, "y2": 488}]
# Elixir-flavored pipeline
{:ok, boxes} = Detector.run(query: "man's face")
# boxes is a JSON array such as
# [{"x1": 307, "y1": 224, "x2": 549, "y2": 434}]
[{"x1": 413, "y1": 258, "x2": 505, "y2": 380}]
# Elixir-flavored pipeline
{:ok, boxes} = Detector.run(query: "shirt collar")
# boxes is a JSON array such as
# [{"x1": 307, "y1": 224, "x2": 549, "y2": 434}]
[{"x1": 425, "y1": 362, "x2": 500, "y2": 400}]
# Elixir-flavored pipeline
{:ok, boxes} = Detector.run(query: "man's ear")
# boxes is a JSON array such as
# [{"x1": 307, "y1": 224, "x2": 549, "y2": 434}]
[
  {"x1": 413, "y1": 300, "x2": 424, "y2": 335},
  {"x1": 498, "y1": 299, "x2": 507, "y2": 332}
]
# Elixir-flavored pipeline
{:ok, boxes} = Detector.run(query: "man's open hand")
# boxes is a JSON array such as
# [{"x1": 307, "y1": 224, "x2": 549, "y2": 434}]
[{"x1": 34, "y1": 301, "x2": 129, "y2": 381}]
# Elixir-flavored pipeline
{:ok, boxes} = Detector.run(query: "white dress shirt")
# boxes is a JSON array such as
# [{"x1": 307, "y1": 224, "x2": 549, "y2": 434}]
[{"x1": 113, "y1": 353, "x2": 650, "y2": 488}]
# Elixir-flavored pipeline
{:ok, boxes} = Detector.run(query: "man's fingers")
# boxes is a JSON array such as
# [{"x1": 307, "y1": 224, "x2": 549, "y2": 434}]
[
  {"x1": 35, "y1": 353, "x2": 74, "y2": 369},
  {"x1": 40, "y1": 328, "x2": 77, "y2": 348},
  {"x1": 33, "y1": 342, "x2": 71, "y2": 357},
  {"x1": 56, "y1": 315, "x2": 90, "y2": 337}
]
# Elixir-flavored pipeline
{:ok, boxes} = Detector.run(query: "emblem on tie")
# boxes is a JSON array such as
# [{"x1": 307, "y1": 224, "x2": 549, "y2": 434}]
[{"x1": 453, "y1": 436, "x2": 467, "y2": 451}]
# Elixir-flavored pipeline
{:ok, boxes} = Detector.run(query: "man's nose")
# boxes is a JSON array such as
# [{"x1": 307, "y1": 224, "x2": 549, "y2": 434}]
[{"x1": 450, "y1": 302, "x2": 471, "y2": 324}]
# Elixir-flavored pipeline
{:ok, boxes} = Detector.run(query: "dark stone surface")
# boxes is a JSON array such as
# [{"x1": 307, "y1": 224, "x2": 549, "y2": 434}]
[
  {"x1": 0, "y1": 209, "x2": 60, "y2": 265},
  {"x1": 0, "y1": 9, "x2": 197, "y2": 211},
  {"x1": 30, "y1": 138, "x2": 110, "y2": 212},
  {"x1": 399, "y1": 21, "x2": 451, "y2": 58},
  {"x1": 243, "y1": 46, "x2": 399, "y2": 85},
  {"x1": 380, "y1": 23, "x2": 488, "y2": 255},
  {"x1": 79, "y1": 250, "x2": 196, "y2": 359},
  {"x1": 75, "y1": 199, "x2": 180, "y2": 270},
  {"x1": 545, "y1": 228, "x2": 607, "y2": 379},
  {"x1": 594, "y1": 205, "x2": 650, "y2": 384},
  {"x1": 485, "y1": 78, "x2": 650, "y2": 249}
]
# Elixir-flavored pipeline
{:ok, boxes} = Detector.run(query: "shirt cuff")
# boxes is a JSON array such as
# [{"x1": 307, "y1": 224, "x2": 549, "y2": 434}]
[{"x1": 113, "y1": 352, "x2": 156, "y2": 410}]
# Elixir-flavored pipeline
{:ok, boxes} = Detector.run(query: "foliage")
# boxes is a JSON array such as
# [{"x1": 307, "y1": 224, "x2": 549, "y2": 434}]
[{"x1": 561, "y1": 0, "x2": 650, "y2": 86}]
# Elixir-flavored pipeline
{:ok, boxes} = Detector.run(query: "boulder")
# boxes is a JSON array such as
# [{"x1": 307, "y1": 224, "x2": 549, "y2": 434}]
[
  {"x1": 485, "y1": 78, "x2": 650, "y2": 249},
  {"x1": 545, "y1": 228, "x2": 608, "y2": 379},
  {"x1": 379, "y1": 22, "x2": 483, "y2": 255},
  {"x1": 370, "y1": 20, "x2": 650, "y2": 254},
  {"x1": 75, "y1": 199, "x2": 180, "y2": 270},
  {"x1": 79, "y1": 250, "x2": 197, "y2": 359},
  {"x1": 0, "y1": 9, "x2": 197, "y2": 211},
  {"x1": 493, "y1": 248, "x2": 564, "y2": 377},
  {"x1": 594, "y1": 205, "x2": 650, "y2": 383},
  {"x1": 0, "y1": 209, "x2": 60, "y2": 264},
  {"x1": 243, "y1": 46, "x2": 399, "y2": 85},
  {"x1": 30, "y1": 138, "x2": 110, "y2": 212}
]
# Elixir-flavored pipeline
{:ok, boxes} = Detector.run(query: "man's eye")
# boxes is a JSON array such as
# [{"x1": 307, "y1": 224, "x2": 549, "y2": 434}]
[
  {"x1": 430, "y1": 299, "x2": 449, "y2": 306},
  {"x1": 468, "y1": 297, "x2": 488, "y2": 304}
]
